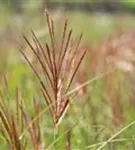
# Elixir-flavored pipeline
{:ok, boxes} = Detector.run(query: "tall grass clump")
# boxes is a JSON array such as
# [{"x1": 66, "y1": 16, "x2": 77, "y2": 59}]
[{"x1": 0, "y1": 75, "x2": 45, "y2": 149}]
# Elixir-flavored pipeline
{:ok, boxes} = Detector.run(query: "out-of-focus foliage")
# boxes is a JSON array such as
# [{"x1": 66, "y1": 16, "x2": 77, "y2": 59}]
[{"x1": 122, "y1": 1, "x2": 135, "y2": 9}]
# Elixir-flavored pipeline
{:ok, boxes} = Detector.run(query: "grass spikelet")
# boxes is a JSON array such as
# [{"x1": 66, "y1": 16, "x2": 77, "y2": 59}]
[{"x1": 20, "y1": 11, "x2": 86, "y2": 130}]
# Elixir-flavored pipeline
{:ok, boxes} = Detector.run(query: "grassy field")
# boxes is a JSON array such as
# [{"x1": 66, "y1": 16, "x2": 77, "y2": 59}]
[{"x1": 1, "y1": 5, "x2": 135, "y2": 149}]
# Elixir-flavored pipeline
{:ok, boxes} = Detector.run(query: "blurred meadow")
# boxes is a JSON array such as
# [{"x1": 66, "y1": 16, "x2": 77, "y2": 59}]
[{"x1": 1, "y1": 1, "x2": 135, "y2": 150}]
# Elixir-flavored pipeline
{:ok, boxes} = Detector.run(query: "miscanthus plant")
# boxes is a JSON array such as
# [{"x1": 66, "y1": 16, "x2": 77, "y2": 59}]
[
  {"x1": 20, "y1": 11, "x2": 86, "y2": 130},
  {"x1": 0, "y1": 12, "x2": 86, "y2": 149}
]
